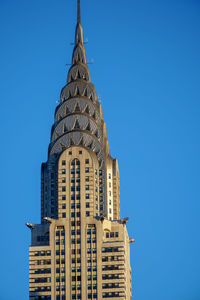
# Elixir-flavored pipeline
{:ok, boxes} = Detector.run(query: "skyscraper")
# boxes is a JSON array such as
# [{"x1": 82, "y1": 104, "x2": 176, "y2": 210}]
[{"x1": 26, "y1": 1, "x2": 133, "y2": 299}]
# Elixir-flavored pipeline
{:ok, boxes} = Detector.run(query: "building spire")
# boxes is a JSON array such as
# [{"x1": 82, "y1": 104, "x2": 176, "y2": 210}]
[
  {"x1": 74, "y1": 0, "x2": 84, "y2": 46},
  {"x1": 77, "y1": 0, "x2": 81, "y2": 24}
]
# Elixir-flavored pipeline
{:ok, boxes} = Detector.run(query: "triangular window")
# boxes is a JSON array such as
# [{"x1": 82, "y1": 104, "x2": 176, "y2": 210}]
[
  {"x1": 94, "y1": 130, "x2": 98, "y2": 138},
  {"x1": 77, "y1": 70, "x2": 81, "y2": 79},
  {"x1": 74, "y1": 103, "x2": 81, "y2": 112},
  {"x1": 84, "y1": 88, "x2": 88, "y2": 97},
  {"x1": 85, "y1": 122, "x2": 91, "y2": 131},
  {"x1": 74, "y1": 119, "x2": 80, "y2": 129},
  {"x1": 92, "y1": 111, "x2": 96, "y2": 120},
  {"x1": 88, "y1": 142, "x2": 93, "y2": 149},
  {"x1": 65, "y1": 106, "x2": 69, "y2": 115},
  {"x1": 69, "y1": 138, "x2": 74, "y2": 146},
  {"x1": 60, "y1": 143, "x2": 65, "y2": 151},
  {"x1": 68, "y1": 90, "x2": 72, "y2": 99},
  {"x1": 84, "y1": 105, "x2": 90, "y2": 114},
  {"x1": 79, "y1": 137, "x2": 84, "y2": 146},
  {"x1": 95, "y1": 150, "x2": 100, "y2": 156},
  {"x1": 63, "y1": 124, "x2": 68, "y2": 133}
]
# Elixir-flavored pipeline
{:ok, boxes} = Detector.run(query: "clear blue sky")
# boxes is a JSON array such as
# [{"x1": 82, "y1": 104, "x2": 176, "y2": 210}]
[{"x1": 0, "y1": 0, "x2": 200, "y2": 299}]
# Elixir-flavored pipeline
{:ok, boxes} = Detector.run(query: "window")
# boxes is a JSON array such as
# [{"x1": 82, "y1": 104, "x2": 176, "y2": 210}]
[
  {"x1": 69, "y1": 151, "x2": 72, "y2": 155},
  {"x1": 79, "y1": 150, "x2": 82, "y2": 154},
  {"x1": 86, "y1": 185, "x2": 89, "y2": 190},
  {"x1": 110, "y1": 232, "x2": 114, "y2": 238},
  {"x1": 62, "y1": 160, "x2": 66, "y2": 166},
  {"x1": 62, "y1": 195, "x2": 66, "y2": 200},
  {"x1": 85, "y1": 167, "x2": 89, "y2": 173},
  {"x1": 86, "y1": 211, "x2": 90, "y2": 217},
  {"x1": 109, "y1": 173, "x2": 111, "y2": 179},
  {"x1": 88, "y1": 266, "x2": 92, "y2": 273},
  {"x1": 62, "y1": 213, "x2": 66, "y2": 218},
  {"x1": 106, "y1": 232, "x2": 109, "y2": 238},
  {"x1": 86, "y1": 202, "x2": 90, "y2": 208},
  {"x1": 85, "y1": 176, "x2": 89, "y2": 182},
  {"x1": 62, "y1": 204, "x2": 66, "y2": 209},
  {"x1": 85, "y1": 159, "x2": 89, "y2": 164},
  {"x1": 115, "y1": 232, "x2": 119, "y2": 238},
  {"x1": 86, "y1": 194, "x2": 90, "y2": 199},
  {"x1": 62, "y1": 178, "x2": 66, "y2": 183},
  {"x1": 62, "y1": 169, "x2": 66, "y2": 174}
]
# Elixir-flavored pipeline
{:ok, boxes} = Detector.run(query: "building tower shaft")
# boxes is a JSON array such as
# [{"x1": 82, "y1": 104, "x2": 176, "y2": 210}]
[{"x1": 27, "y1": 2, "x2": 132, "y2": 300}]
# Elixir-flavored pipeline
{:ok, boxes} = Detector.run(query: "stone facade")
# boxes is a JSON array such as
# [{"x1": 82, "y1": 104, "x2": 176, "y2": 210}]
[{"x1": 27, "y1": 1, "x2": 133, "y2": 299}]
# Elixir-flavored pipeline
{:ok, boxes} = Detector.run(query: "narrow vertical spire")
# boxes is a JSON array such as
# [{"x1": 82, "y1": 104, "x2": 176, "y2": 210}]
[{"x1": 77, "y1": 0, "x2": 81, "y2": 24}]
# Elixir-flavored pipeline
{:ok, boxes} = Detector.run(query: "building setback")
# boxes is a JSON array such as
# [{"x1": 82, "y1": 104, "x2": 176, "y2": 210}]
[{"x1": 26, "y1": 1, "x2": 133, "y2": 299}]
